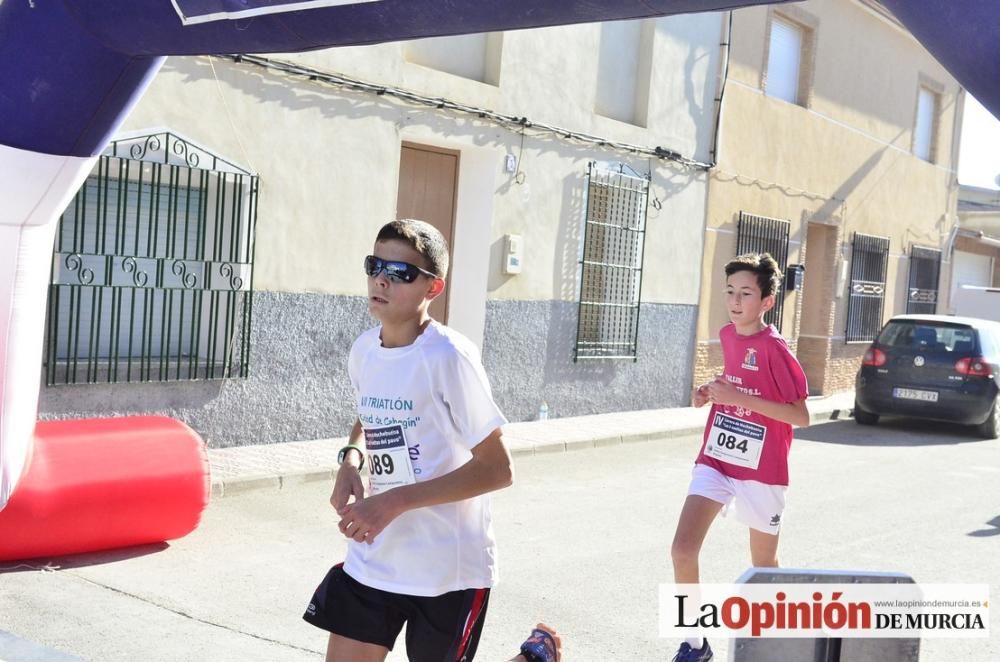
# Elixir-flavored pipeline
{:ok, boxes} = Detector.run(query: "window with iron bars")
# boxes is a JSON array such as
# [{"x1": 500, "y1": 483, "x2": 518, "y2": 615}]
[
  {"x1": 736, "y1": 212, "x2": 790, "y2": 332},
  {"x1": 845, "y1": 232, "x2": 890, "y2": 343},
  {"x1": 906, "y1": 245, "x2": 941, "y2": 314},
  {"x1": 574, "y1": 163, "x2": 649, "y2": 361},
  {"x1": 44, "y1": 132, "x2": 259, "y2": 385}
]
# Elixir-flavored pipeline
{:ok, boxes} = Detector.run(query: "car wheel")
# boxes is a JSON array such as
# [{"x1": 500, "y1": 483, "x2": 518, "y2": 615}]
[
  {"x1": 975, "y1": 397, "x2": 1000, "y2": 439},
  {"x1": 853, "y1": 400, "x2": 879, "y2": 426}
]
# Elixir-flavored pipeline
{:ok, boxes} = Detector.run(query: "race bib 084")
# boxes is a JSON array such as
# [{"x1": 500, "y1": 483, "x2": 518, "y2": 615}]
[
  {"x1": 704, "y1": 412, "x2": 766, "y2": 470},
  {"x1": 364, "y1": 425, "x2": 416, "y2": 494}
]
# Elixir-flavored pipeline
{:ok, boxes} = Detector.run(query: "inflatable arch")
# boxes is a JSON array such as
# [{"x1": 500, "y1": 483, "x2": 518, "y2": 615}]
[{"x1": 0, "y1": 0, "x2": 995, "y2": 553}]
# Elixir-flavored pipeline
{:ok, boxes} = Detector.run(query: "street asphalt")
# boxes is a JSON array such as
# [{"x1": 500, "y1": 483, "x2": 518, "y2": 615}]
[{"x1": 1, "y1": 410, "x2": 998, "y2": 661}]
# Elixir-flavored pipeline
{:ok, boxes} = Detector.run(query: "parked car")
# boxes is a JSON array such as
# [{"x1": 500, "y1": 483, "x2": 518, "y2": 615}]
[{"x1": 854, "y1": 314, "x2": 1000, "y2": 438}]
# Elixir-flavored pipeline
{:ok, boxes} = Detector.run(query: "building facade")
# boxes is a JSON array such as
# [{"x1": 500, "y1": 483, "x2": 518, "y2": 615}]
[
  {"x1": 692, "y1": 0, "x2": 962, "y2": 395},
  {"x1": 950, "y1": 185, "x2": 1000, "y2": 310},
  {"x1": 38, "y1": 15, "x2": 726, "y2": 446}
]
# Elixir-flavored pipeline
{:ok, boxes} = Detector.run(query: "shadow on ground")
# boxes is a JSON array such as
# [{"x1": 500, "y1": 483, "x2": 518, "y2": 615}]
[
  {"x1": 0, "y1": 542, "x2": 169, "y2": 574},
  {"x1": 969, "y1": 515, "x2": 1000, "y2": 538},
  {"x1": 797, "y1": 418, "x2": 990, "y2": 446}
]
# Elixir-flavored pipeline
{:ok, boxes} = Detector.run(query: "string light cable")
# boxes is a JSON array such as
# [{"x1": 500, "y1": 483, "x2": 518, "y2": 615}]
[{"x1": 223, "y1": 54, "x2": 712, "y2": 170}]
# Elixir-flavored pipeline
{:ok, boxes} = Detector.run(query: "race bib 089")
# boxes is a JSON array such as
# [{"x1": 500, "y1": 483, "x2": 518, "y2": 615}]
[
  {"x1": 704, "y1": 412, "x2": 766, "y2": 470},
  {"x1": 364, "y1": 425, "x2": 416, "y2": 494}
]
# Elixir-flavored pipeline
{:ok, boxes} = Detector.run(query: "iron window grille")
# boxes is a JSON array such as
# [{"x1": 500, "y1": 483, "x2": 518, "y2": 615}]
[
  {"x1": 44, "y1": 132, "x2": 259, "y2": 385},
  {"x1": 905, "y1": 245, "x2": 941, "y2": 314},
  {"x1": 574, "y1": 162, "x2": 649, "y2": 361},
  {"x1": 845, "y1": 232, "x2": 890, "y2": 343},
  {"x1": 736, "y1": 212, "x2": 790, "y2": 332}
]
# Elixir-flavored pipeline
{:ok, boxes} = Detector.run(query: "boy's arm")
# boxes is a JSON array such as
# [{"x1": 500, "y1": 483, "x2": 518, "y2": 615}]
[
  {"x1": 706, "y1": 377, "x2": 810, "y2": 427},
  {"x1": 398, "y1": 428, "x2": 513, "y2": 507},
  {"x1": 692, "y1": 382, "x2": 711, "y2": 407},
  {"x1": 338, "y1": 428, "x2": 513, "y2": 543},
  {"x1": 343, "y1": 418, "x2": 365, "y2": 453},
  {"x1": 330, "y1": 419, "x2": 366, "y2": 513}
]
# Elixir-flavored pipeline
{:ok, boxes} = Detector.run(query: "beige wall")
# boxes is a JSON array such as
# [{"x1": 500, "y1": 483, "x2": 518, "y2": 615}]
[
  {"x1": 120, "y1": 13, "x2": 724, "y2": 320},
  {"x1": 694, "y1": 0, "x2": 961, "y2": 395}
]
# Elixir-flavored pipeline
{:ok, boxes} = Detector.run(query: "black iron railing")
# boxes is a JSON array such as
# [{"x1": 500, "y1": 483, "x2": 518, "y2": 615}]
[
  {"x1": 574, "y1": 163, "x2": 649, "y2": 361},
  {"x1": 736, "y1": 212, "x2": 790, "y2": 332},
  {"x1": 846, "y1": 232, "x2": 890, "y2": 343},
  {"x1": 45, "y1": 132, "x2": 258, "y2": 385},
  {"x1": 906, "y1": 245, "x2": 941, "y2": 314}
]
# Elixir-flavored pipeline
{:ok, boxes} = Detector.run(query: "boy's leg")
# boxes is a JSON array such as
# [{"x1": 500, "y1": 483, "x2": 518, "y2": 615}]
[
  {"x1": 304, "y1": 565, "x2": 404, "y2": 661},
  {"x1": 749, "y1": 528, "x2": 780, "y2": 567},
  {"x1": 404, "y1": 587, "x2": 490, "y2": 662},
  {"x1": 671, "y1": 494, "x2": 722, "y2": 654},
  {"x1": 671, "y1": 494, "x2": 724, "y2": 583},
  {"x1": 326, "y1": 633, "x2": 389, "y2": 662},
  {"x1": 729, "y1": 478, "x2": 786, "y2": 567},
  {"x1": 672, "y1": 466, "x2": 732, "y2": 657}
]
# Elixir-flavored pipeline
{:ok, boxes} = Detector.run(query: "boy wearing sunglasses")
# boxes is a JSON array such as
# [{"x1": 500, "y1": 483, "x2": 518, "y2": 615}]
[
  {"x1": 669, "y1": 253, "x2": 809, "y2": 662},
  {"x1": 304, "y1": 219, "x2": 513, "y2": 662}
]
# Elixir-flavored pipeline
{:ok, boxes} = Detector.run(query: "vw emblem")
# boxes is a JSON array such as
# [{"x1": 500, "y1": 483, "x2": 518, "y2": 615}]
[{"x1": 914, "y1": 355, "x2": 925, "y2": 367}]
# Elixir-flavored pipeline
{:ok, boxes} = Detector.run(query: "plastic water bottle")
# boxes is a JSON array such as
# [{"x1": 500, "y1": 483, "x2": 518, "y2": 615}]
[{"x1": 538, "y1": 401, "x2": 549, "y2": 421}]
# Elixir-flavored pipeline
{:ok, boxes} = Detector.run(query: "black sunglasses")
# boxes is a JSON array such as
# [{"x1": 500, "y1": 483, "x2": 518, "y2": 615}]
[{"x1": 364, "y1": 255, "x2": 437, "y2": 283}]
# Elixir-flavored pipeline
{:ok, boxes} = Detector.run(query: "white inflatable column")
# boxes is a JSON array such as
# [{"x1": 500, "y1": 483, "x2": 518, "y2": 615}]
[{"x1": 0, "y1": 144, "x2": 96, "y2": 509}]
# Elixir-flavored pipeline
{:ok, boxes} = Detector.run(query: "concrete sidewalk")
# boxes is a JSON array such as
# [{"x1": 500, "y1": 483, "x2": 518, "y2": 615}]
[{"x1": 208, "y1": 391, "x2": 856, "y2": 497}]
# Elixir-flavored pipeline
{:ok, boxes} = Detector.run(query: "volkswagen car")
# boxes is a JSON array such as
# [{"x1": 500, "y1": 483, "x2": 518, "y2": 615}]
[{"x1": 854, "y1": 314, "x2": 1000, "y2": 438}]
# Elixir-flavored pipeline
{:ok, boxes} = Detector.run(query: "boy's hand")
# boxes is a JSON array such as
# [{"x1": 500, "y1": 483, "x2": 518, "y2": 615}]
[
  {"x1": 706, "y1": 376, "x2": 743, "y2": 407},
  {"x1": 692, "y1": 383, "x2": 710, "y2": 407},
  {"x1": 338, "y1": 490, "x2": 404, "y2": 544},
  {"x1": 330, "y1": 464, "x2": 366, "y2": 516}
]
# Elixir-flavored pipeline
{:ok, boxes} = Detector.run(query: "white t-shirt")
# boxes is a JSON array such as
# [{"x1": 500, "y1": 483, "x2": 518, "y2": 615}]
[{"x1": 342, "y1": 321, "x2": 508, "y2": 597}]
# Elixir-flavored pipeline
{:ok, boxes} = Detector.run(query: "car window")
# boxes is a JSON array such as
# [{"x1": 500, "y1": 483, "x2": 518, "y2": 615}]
[{"x1": 877, "y1": 321, "x2": 976, "y2": 353}]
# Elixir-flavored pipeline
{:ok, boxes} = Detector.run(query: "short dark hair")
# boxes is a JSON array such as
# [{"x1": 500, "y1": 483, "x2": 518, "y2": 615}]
[
  {"x1": 724, "y1": 252, "x2": 782, "y2": 298},
  {"x1": 375, "y1": 219, "x2": 449, "y2": 278}
]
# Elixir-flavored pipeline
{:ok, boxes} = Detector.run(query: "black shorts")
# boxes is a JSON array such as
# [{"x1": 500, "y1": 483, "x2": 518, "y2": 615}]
[{"x1": 303, "y1": 564, "x2": 491, "y2": 662}]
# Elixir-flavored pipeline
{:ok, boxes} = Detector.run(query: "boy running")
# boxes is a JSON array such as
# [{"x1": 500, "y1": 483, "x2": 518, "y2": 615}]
[
  {"x1": 304, "y1": 219, "x2": 513, "y2": 662},
  {"x1": 669, "y1": 253, "x2": 809, "y2": 662}
]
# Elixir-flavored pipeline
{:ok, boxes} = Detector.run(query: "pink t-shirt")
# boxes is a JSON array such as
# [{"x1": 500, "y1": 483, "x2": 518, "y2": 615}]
[{"x1": 695, "y1": 323, "x2": 808, "y2": 486}]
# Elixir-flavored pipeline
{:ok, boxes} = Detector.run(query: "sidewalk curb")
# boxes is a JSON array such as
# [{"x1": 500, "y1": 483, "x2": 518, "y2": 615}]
[{"x1": 209, "y1": 404, "x2": 854, "y2": 499}]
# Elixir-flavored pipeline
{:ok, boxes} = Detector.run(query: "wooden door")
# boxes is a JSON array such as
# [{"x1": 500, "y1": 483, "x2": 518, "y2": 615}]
[{"x1": 396, "y1": 143, "x2": 458, "y2": 323}]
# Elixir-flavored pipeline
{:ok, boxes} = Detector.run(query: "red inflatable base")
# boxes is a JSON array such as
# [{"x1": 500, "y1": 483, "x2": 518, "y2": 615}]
[{"x1": 0, "y1": 416, "x2": 209, "y2": 561}]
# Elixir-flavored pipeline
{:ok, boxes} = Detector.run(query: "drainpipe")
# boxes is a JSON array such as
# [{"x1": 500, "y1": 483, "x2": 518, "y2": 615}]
[
  {"x1": 942, "y1": 88, "x2": 967, "y2": 313},
  {"x1": 708, "y1": 11, "x2": 734, "y2": 167}
]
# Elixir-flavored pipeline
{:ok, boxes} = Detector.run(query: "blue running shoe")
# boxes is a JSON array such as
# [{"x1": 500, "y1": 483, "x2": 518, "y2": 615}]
[{"x1": 672, "y1": 639, "x2": 713, "y2": 662}]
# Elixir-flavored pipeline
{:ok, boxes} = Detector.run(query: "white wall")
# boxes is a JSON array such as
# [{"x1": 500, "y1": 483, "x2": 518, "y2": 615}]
[{"x1": 118, "y1": 14, "x2": 723, "y2": 322}]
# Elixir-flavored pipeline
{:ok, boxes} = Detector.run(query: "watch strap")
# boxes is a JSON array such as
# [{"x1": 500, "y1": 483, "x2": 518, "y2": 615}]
[{"x1": 338, "y1": 444, "x2": 365, "y2": 472}]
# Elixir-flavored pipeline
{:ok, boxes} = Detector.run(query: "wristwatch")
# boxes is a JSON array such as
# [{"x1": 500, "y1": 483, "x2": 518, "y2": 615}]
[{"x1": 337, "y1": 444, "x2": 365, "y2": 472}]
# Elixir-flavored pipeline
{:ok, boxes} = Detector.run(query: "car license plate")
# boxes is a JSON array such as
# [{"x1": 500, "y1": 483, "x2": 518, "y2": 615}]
[{"x1": 893, "y1": 387, "x2": 938, "y2": 402}]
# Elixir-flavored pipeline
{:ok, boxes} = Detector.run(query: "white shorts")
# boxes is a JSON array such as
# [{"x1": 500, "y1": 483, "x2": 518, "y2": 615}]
[{"x1": 687, "y1": 464, "x2": 786, "y2": 535}]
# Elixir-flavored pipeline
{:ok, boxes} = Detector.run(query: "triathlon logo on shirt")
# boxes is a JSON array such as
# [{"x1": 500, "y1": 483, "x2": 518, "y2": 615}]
[{"x1": 741, "y1": 347, "x2": 759, "y2": 371}]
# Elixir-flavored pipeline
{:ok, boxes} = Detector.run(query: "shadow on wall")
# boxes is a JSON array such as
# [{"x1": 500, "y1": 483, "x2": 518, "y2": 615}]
[
  {"x1": 543, "y1": 167, "x2": 606, "y2": 388},
  {"x1": 681, "y1": 23, "x2": 719, "y2": 165},
  {"x1": 165, "y1": 57, "x2": 703, "y2": 424},
  {"x1": 169, "y1": 56, "x2": 663, "y2": 163},
  {"x1": 481, "y1": 163, "x2": 698, "y2": 421}
]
